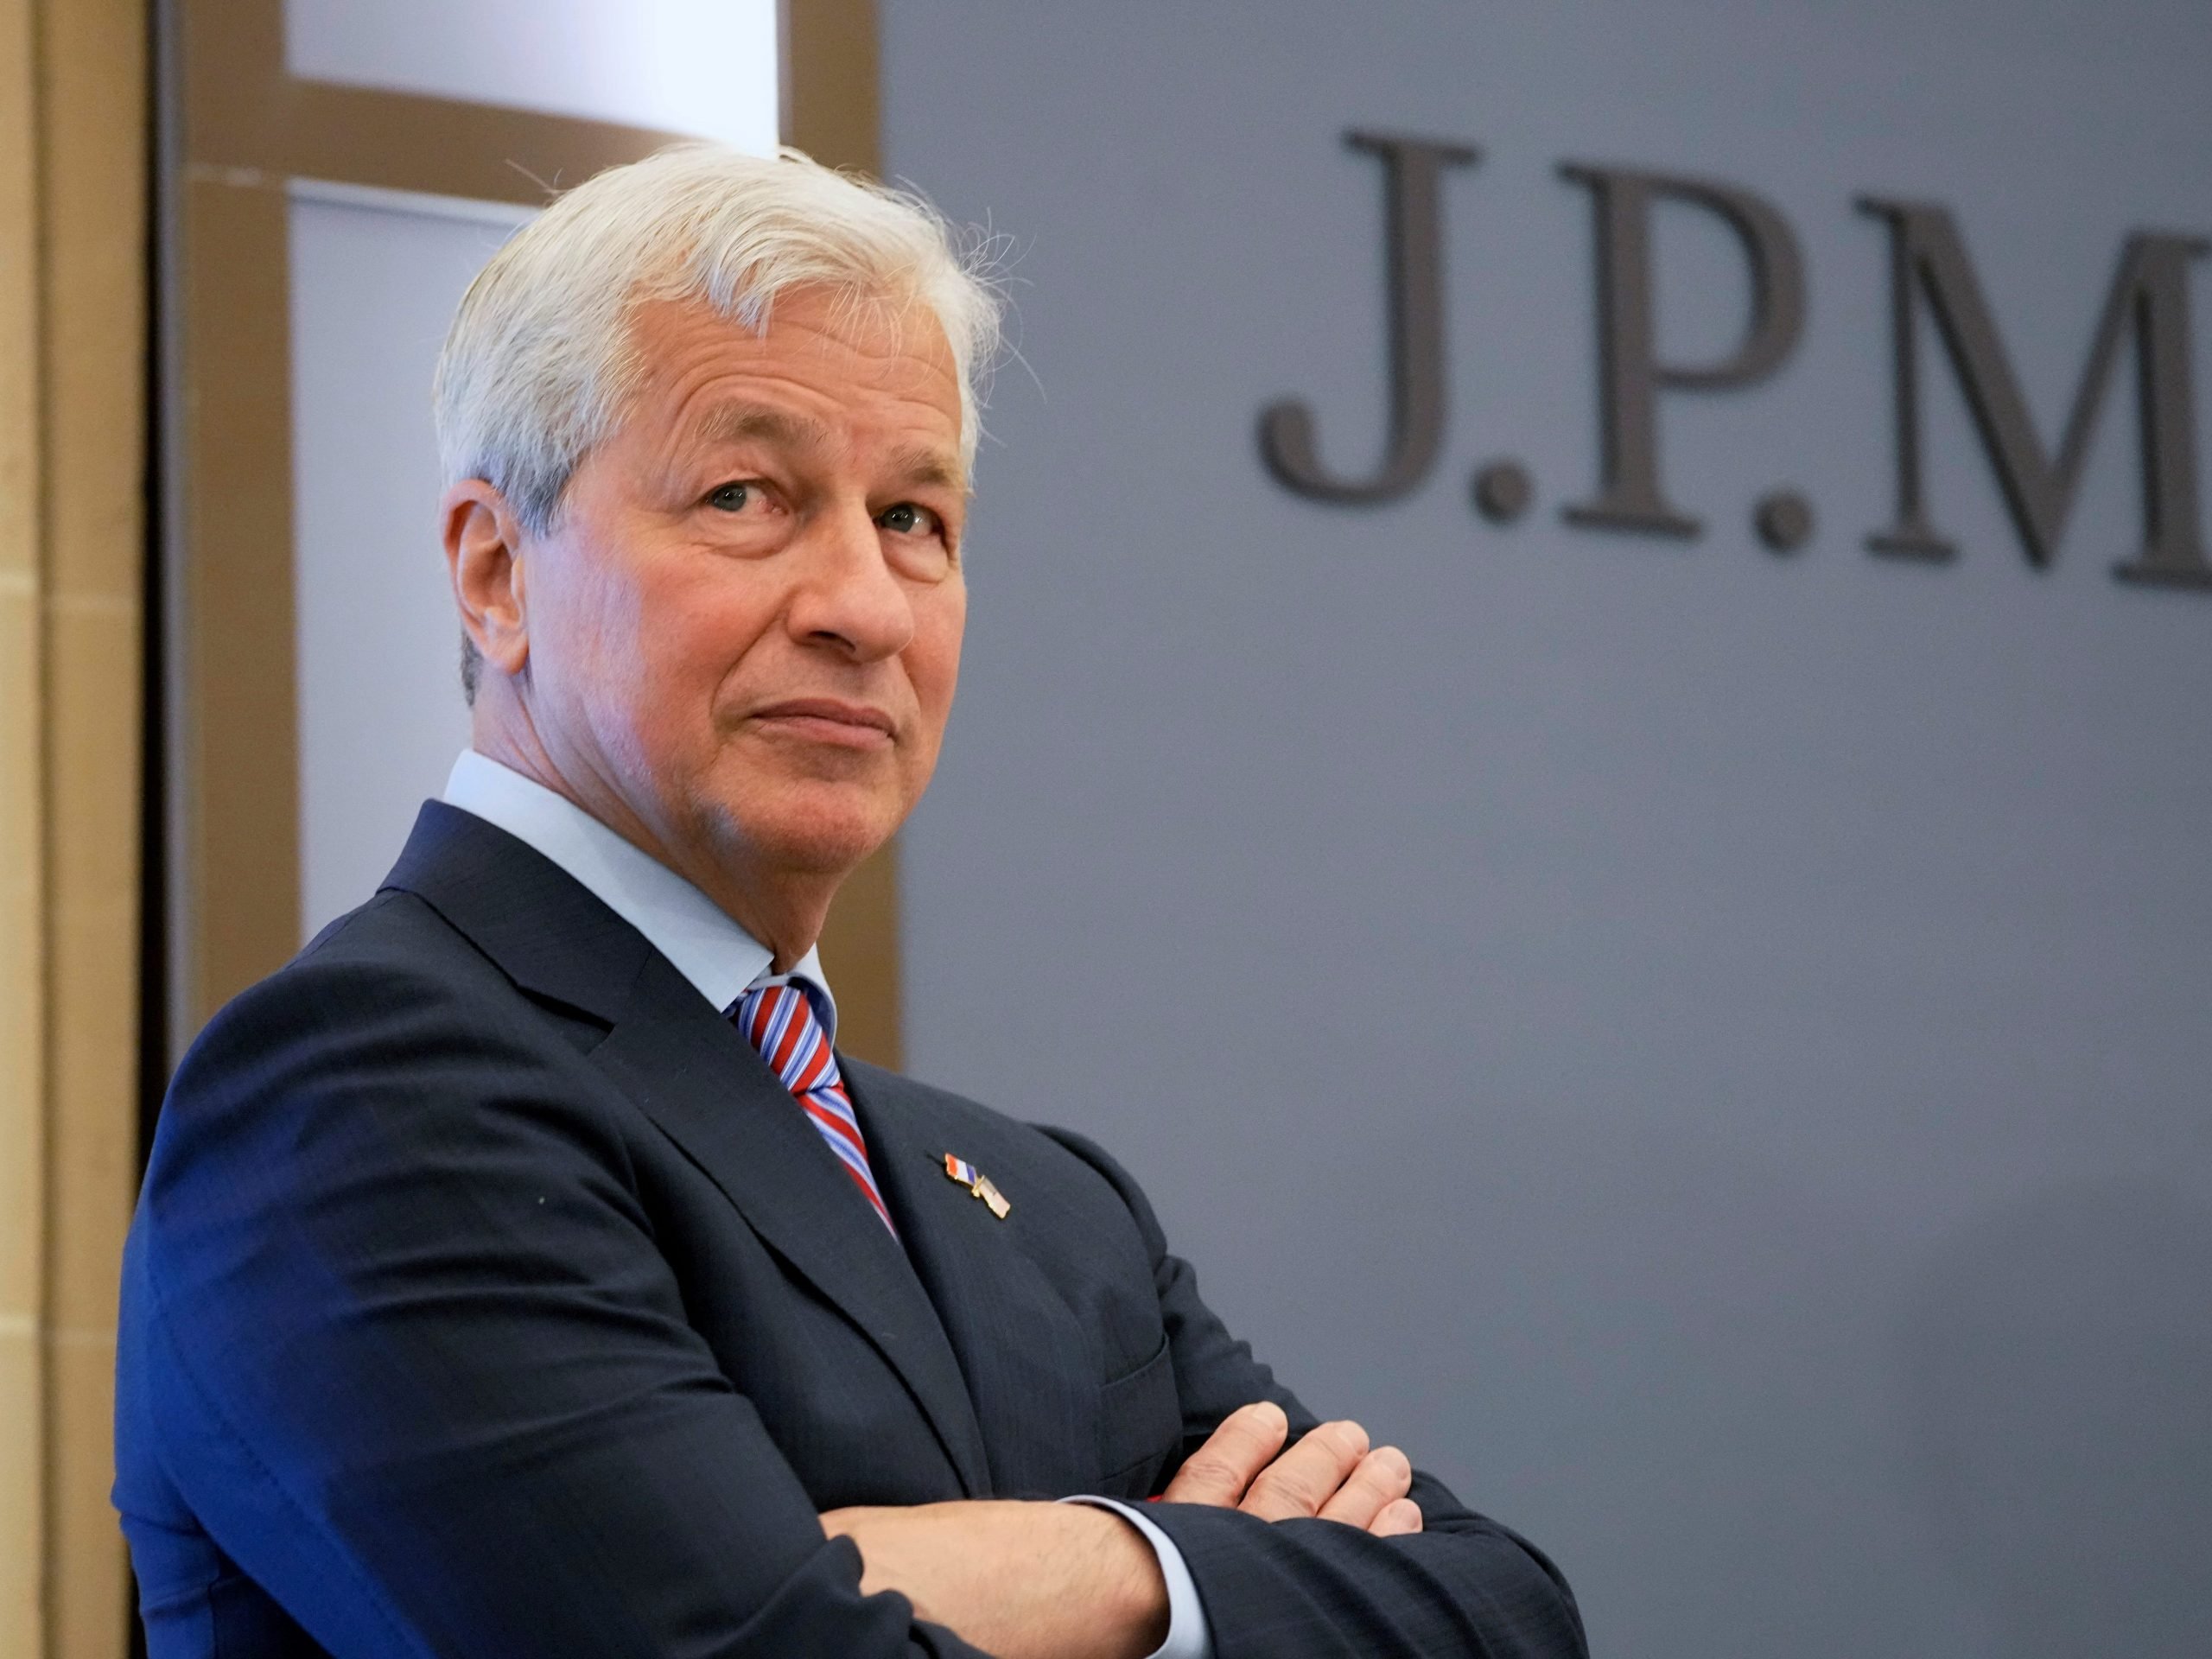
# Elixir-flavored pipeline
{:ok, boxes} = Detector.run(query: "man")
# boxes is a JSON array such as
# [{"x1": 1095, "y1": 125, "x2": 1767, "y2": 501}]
[{"x1": 116, "y1": 145, "x2": 1586, "y2": 1658}]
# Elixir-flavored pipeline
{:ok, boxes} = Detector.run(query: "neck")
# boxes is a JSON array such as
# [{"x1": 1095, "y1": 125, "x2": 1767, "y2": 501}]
[{"x1": 471, "y1": 704, "x2": 836, "y2": 971}]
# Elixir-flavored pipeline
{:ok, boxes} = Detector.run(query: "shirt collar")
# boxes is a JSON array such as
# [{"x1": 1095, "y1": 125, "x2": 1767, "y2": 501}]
[{"x1": 440, "y1": 750, "x2": 837, "y2": 1039}]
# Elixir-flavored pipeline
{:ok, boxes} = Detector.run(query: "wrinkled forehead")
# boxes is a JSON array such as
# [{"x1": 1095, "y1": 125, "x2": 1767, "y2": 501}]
[
  {"x1": 614, "y1": 283, "x2": 962, "y2": 435},
  {"x1": 580, "y1": 289, "x2": 969, "y2": 501}
]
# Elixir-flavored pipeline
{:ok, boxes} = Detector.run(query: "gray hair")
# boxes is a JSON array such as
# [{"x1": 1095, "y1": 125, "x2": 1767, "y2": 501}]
[{"x1": 435, "y1": 143, "x2": 1004, "y2": 696}]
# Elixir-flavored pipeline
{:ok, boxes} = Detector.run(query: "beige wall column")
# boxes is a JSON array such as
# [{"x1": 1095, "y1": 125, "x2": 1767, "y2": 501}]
[
  {"x1": 0, "y1": 0, "x2": 149, "y2": 1654},
  {"x1": 0, "y1": 0, "x2": 52, "y2": 1650}
]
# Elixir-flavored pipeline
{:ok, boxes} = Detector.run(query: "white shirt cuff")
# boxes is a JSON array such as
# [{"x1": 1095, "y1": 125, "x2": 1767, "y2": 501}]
[{"x1": 1060, "y1": 1497, "x2": 1212, "y2": 1659}]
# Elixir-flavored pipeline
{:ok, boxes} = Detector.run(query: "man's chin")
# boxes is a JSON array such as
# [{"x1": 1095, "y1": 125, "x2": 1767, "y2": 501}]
[{"x1": 711, "y1": 795, "x2": 902, "y2": 880}]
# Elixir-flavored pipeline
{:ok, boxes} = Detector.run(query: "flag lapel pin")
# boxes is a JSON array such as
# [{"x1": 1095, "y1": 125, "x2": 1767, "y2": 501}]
[{"x1": 939, "y1": 1153, "x2": 1011, "y2": 1220}]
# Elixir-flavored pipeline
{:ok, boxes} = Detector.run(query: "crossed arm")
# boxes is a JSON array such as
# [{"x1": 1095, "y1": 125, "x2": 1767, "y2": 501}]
[{"x1": 823, "y1": 1402, "x2": 1421, "y2": 1659}]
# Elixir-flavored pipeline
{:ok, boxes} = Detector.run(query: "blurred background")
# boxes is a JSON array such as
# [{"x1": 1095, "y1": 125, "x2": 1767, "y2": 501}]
[{"x1": 3, "y1": 2, "x2": 2208, "y2": 1656}]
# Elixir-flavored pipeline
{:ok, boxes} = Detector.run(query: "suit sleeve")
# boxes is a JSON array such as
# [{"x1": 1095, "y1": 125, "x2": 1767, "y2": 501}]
[
  {"x1": 1039, "y1": 1128, "x2": 1590, "y2": 1659},
  {"x1": 126, "y1": 946, "x2": 991, "y2": 1659}
]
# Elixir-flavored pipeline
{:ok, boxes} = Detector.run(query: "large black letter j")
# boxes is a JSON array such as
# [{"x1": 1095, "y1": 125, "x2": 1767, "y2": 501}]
[{"x1": 1258, "y1": 130, "x2": 1479, "y2": 504}]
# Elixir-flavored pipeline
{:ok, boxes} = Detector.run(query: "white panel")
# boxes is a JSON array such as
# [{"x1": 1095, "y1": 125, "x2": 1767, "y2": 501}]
[
  {"x1": 289, "y1": 185, "x2": 527, "y2": 941},
  {"x1": 285, "y1": 0, "x2": 779, "y2": 154}
]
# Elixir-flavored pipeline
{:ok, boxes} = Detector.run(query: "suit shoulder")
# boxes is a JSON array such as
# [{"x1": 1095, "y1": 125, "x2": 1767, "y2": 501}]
[
  {"x1": 154, "y1": 890, "x2": 616, "y2": 1195},
  {"x1": 182, "y1": 888, "x2": 519, "y2": 1060},
  {"x1": 290, "y1": 884, "x2": 506, "y2": 988}
]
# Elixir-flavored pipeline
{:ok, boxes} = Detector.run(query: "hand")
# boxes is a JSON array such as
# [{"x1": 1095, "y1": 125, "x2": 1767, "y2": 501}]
[
  {"x1": 1160, "y1": 1401, "x2": 1424, "y2": 1537},
  {"x1": 820, "y1": 1499, "x2": 1169, "y2": 1659}
]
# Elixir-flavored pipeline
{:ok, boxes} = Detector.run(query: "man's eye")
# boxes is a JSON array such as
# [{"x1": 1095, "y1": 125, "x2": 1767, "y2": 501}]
[
  {"x1": 708, "y1": 481, "x2": 752, "y2": 512},
  {"x1": 877, "y1": 502, "x2": 938, "y2": 537}
]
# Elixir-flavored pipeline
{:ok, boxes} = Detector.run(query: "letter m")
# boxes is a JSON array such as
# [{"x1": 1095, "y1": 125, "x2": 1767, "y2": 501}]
[{"x1": 1859, "y1": 198, "x2": 2211, "y2": 588}]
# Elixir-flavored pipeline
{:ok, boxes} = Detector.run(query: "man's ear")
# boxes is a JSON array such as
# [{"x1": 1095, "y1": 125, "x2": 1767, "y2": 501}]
[{"x1": 443, "y1": 480, "x2": 531, "y2": 681}]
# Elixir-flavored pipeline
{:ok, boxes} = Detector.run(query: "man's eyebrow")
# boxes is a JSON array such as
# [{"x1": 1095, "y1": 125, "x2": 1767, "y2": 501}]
[
  {"x1": 683, "y1": 408, "x2": 962, "y2": 491},
  {"x1": 686, "y1": 403, "x2": 831, "y2": 452},
  {"x1": 888, "y1": 443, "x2": 965, "y2": 493}
]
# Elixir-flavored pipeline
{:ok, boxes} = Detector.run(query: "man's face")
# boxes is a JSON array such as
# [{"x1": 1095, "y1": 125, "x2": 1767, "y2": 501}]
[{"x1": 515, "y1": 287, "x2": 968, "y2": 888}]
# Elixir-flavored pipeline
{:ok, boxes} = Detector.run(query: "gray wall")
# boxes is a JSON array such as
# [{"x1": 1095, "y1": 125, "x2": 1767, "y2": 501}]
[{"x1": 880, "y1": 3, "x2": 2212, "y2": 1656}]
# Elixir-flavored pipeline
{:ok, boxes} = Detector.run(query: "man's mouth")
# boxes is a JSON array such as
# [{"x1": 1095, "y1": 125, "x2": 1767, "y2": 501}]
[{"x1": 747, "y1": 698, "x2": 898, "y2": 748}]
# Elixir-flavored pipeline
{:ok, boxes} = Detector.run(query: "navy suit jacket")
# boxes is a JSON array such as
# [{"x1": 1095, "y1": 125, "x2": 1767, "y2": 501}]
[{"x1": 116, "y1": 803, "x2": 1587, "y2": 1657}]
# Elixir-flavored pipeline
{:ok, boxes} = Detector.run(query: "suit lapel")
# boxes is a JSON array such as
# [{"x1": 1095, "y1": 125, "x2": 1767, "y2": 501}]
[
  {"x1": 382, "y1": 803, "x2": 992, "y2": 1498},
  {"x1": 381, "y1": 800, "x2": 656, "y2": 1024},
  {"x1": 853, "y1": 1063, "x2": 1100, "y2": 1495}
]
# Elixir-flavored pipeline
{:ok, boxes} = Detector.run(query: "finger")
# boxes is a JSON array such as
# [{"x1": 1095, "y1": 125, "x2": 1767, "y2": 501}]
[
  {"x1": 1369, "y1": 1497, "x2": 1424, "y2": 1538},
  {"x1": 1240, "y1": 1419, "x2": 1370, "y2": 1522},
  {"x1": 1160, "y1": 1401, "x2": 1290, "y2": 1507},
  {"x1": 1315, "y1": 1446, "x2": 1413, "y2": 1530}
]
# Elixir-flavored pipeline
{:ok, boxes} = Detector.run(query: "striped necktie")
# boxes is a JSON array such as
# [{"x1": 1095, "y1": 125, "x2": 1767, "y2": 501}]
[{"x1": 732, "y1": 982, "x2": 896, "y2": 1236}]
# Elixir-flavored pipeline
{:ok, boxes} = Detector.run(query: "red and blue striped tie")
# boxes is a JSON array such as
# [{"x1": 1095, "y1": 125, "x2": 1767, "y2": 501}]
[{"x1": 733, "y1": 982, "x2": 896, "y2": 1236}]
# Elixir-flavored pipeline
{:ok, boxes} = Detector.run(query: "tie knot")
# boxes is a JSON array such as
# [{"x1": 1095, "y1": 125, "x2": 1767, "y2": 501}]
[{"x1": 733, "y1": 981, "x2": 841, "y2": 1097}]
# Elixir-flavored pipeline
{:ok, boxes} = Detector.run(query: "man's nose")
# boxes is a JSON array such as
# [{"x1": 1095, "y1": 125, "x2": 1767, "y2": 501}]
[{"x1": 787, "y1": 500, "x2": 915, "y2": 662}]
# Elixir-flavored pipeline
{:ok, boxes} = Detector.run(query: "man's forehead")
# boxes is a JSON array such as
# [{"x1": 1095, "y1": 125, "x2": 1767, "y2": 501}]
[
  {"x1": 628, "y1": 293, "x2": 961, "y2": 456},
  {"x1": 690, "y1": 402, "x2": 830, "y2": 451},
  {"x1": 632, "y1": 288, "x2": 953, "y2": 379}
]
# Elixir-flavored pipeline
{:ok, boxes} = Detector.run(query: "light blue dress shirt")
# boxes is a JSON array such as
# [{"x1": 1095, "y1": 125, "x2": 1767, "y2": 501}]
[{"x1": 442, "y1": 751, "x2": 1210, "y2": 1659}]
